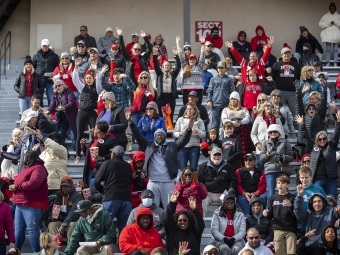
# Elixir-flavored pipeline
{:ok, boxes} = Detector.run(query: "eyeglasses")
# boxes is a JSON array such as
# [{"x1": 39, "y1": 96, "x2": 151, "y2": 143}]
[
  {"x1": 224, "y1": 200, "x2": 235, "y2": 204},
  {"x1": 248, "y1": 236, "x2": 260, "y2": 240},
  {"x1": 140, "y1": 76, "x2": 149, "y2": 79},
  {"x1": 184, "y1": 173, "x2": 193, "y2": 177},
  {"x1": 134, "y1": 48, "x2": 141, "y2": 51},
  {"x1": 77, "y1": 45, "x2": 85, "y2": 48},
  {"x1": 318, "y1": 137, "x2": 327, "y2": 141},
  {"x1": 206, "y1": 45, "x2": 213, "y2": 47},
  {"x1": 205, "y1": 252, "x2": 219, "y2": 255},
  {"x1": 213, "y1": 153, "x2": 222, "y2": 156},
  {"x1": 55, "y1": 84, "x2": 62, "y2": 88},
  {"x1": 272, "y1": 95, "x2": 281, "y2": 97},
  {"x1": 245, "y1": 158, "x2": 253, "y2": 162},
  {"x1": 146, "y1": 108, "x2": 154, "y2": 110},
  {"x1": 307, "y1": 107, "x2": 316, "y2": 111},
  {"x1": 269, "y1": 131, "x2": 278, "y2": 134},
  {"x1": 80, "y1": 29, "x2": 86, "y2": 32},
  {"x1": 177, "y1": 219, "x2": 188, "y2": 223},
  {"x1": 258, "y1": 99, "x2": 266, "y2": 102}
]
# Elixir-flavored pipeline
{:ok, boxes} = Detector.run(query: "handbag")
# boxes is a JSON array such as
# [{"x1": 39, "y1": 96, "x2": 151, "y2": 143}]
[{"x1": 279, "y1": 161, "x2": 292, "y2": 176}]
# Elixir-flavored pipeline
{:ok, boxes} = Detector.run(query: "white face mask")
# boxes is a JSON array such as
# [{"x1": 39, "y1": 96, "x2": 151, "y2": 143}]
[{"x1": 142, "y1": 198, "x2": 153, "y2": 207}]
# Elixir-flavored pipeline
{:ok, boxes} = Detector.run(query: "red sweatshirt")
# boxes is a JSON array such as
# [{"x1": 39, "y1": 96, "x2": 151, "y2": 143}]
[{"x1": 250, "y1": 25, "x2": 269, "y2": 51}]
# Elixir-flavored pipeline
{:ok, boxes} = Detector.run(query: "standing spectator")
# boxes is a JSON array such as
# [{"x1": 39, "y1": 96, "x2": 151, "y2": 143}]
[
  {"x1": 165, "y1": 193, "x2": 205, "y2": 255},
  {"x1": 78, "y1": 48, "x2": 104, "y2": 80},
  {"x1": 299, "y1": 43, "x2": 321, "y2": 68},
  {"x1": 14, "y1": 56, "x2": 43, "y2": 113},
  {"x1": 250, "y1": 25, "x2": 269, "y2": 51},
  {"x1": 173, "y1": 102, "x2": 206, "y2": 171},
  {"x1": 172, "y1": 167, "x2": 207, "y2": 215},
  {"x1": 97, "y1": 27, "x2": 117, "y2": 58},
  {"x1": 177, "y1": 35, "x2": 205, "y2": 105},
  {"x1": 74, "y1": 25, "x2": 96, "y2": 48},
  {"x1": 33, "y1": 39, "x2": 59, "y2": 107},
  {"x1": 319, "y1": 2, "x2": 340, "y2": 66},
  {"x1": 153, "y1": 34, "x2": 168, "y2": 56},
  {"x1": 125, "y1": 108, "x2": 194, "y2": 209},
  {"x1": 238, "y1": 228, "x2": 273, "y2": 255},
  {"x1": 104, "y1": 44, "x2": 126, "y2": 79},
  {"x1": 236, "y1": 153, "x2": 267, "y2": 216},
  {"x1": 228, "y1": 31, "x2": 252, "y2": 65},
  {"x1": 129, "y1": 153, "x2": 148, "y2": 208},
  {"x1": 9, "y1": 150, "x2": 49, "y2": 253},
  {"x1": 221, "y1": 121, "x2": 242, "y2": 171},
  {"x1": 204, "y1": 41, "x2": 220, "y2": 70},
  {"x1": 210, "y1": 194, "x2": 246, "y2": 255},
  {"x1": 137, "y1": 101, "x2": 167, "y2": 141},
  {"x1": 272, "y1": 44, "x2": 301, "y2": 116},
  {"x1": 299, "y1": 66, "x2": 323, "y2": 104},
  {"x1": 263, "y1": 175, "x2": 297, "y2": 255},
  {"x1": 0, "y1": 191, "x2": 14, "y2": 254},
  {"x1": 73, "y1": 40, "x2": 90, "y2": 67},
  {"x1": 94, "y1": 145, "x2": 132, "y2": 234},
  {"x1": 295, "y1": 26, "x2": 323, "y2": 61},
  {"x1": 126, "y1": 32, "x2": 140, "y2": 55},
  {"x1": 257, "y1": 44, "x2": 278, "y2": 69},
  {"x1": 205, "y1": 26, "x2": 223, "y2": 49},
  {"x1": 207, "y1": 61, "x2": 235, "y2": 130},
  {"x1": 198, "y1": 147, "x2": 237, "y2": 215}
]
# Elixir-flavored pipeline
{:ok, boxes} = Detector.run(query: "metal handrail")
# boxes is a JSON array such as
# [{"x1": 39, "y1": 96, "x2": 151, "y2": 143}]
[{"x1": 0, "y1": 31, "x2": 11, "y2": 89}]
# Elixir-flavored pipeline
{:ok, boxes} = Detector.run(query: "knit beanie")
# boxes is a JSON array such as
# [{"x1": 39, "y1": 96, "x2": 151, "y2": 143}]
[
  {"x1": 299, "y1": 26, "x2": 308, "y2": 33},
  {"x1": 24, "y1": 55, "x2": 33, "y2": 65},
  {"x1": 183, "y1": 42, "x2": 191, "y2": 50},
  {"x1": 103, "y1": 91, "x2": 115, "y2": 102},
  {"x1": 330, "y1": 2, "x2": 336, "y2": 9},
  {"x1": 229, "y1": 91, "x2": 240, "y2": 101},
  {"x1": 211, "y1": 26, "x2": 219, "y2": 34},
  {"x1": 146, "y1": 101, "x2": 158, "y2": 113},
  {"x1": 267, "y1": 124, "x2": 283, "y2": 137},
  {"x1": 154, "y1": 128, "x2": 166, "y2": 137},
  {"x1": 281, "y1": 43, "x2": 292, "y2": 54}
]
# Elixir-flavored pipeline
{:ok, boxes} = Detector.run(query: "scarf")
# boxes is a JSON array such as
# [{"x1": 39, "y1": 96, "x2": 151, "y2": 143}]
[
  {"x1": 132, "y1": 87, "x2": 147, "y2": 112},
  {"x1": 25, "y1": 71, "x2": 33, "y2": 96},
  {"x1": 180, "y1": 179, "x2": 197, "y2": 189},
  {"x1": 262, "y1": 114, "x2": 276, "y2": 127}
]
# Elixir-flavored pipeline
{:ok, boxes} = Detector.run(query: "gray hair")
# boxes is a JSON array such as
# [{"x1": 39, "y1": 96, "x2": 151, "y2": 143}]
[
  {"x1": 270, "y1": 89, "x2": 281, "y2": 97},
  {"x1": 53, "y1": 79, "x2": 68, "y2": 93}
]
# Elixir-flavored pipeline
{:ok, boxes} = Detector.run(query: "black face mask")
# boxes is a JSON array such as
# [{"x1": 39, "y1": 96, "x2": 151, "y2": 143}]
[
  {"x1": 212, "y1": 34, "x2": 218, "y2": 38},
  {"x1": 303, "y1": 49, "x2": 309, "y2": 54}
]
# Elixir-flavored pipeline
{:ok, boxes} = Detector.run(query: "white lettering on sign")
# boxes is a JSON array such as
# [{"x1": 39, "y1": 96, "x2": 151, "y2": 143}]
[{"x1": 195, "y1": 21, "x2": 223, "y2": 42}]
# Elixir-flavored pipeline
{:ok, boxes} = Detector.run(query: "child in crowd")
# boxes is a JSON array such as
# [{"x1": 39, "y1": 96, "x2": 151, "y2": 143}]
[
  {"x1": 200, "y1": 128, "x2": 222, "y2": 157},
  {"x1": 263, "y1": 175, "x2": 297, "y2": 255},
  {"x1": 221, "y1": 121, "x2": 242, "y2": 171}
]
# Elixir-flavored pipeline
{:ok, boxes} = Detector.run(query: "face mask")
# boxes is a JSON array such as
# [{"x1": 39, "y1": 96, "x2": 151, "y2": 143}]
[
  {"x1": 142, "y1": 198, "x2": 153, "y2": 207},
  {"x1": 303, "y1": 49, "x2": 309, "y2": 54}
]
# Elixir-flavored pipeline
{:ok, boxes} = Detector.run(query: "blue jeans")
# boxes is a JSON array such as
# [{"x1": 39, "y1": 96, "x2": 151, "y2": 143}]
[
  {"x1": 266, "y1": 172, "x2": 281, "y2": 205},
  {"x1": 58, "y1": 120, "x2": 76, "y2": 150},
  {"x1": 256, "y1": 154, "x2": 265, "y2": 171},
  {"x1": 40, "y1": 83, "x2": 53, "y2": 107},
  {"x1": 326, "y1": 42, "x2": 339, "y2": 63},
  {"x1": 15, "y1": 205, "x2": 43, "y2": 252},
  {"x1": 313, "y1": 177, "x2": 338, "y2": 200},
  {"x1": 178, "y1": 146, "x2": 200, "y2": 171},
  {"x1": 237, "y1": 193, "x2": 267, "y2": 217},
  {"x1": 210, "y1": 106, "x2": 224, "y2": 130},
  {"x1": 87, "y1": 168, "x2": 95, "y2": 187},
  {"x1": 102, "y1": 200, "x2": 132, "y2": 233},
  {"x1": 18, "y1": 97, "x2": 31, "y2": 113}
]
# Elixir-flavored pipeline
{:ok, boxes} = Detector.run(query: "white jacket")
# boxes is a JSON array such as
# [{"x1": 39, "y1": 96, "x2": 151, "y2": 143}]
[
  {"x1": 319, "y1": 11, "x2": 340, "y2": 43},
  {"x1": 238, "y1": 242, "x2": 273, "y2": 255},
  {"x1": 173, "y1": 116, "x2": 206, "y2": 147},
  {"x1": 0, "y1": 145, "x2": 18, "y2": 178}
]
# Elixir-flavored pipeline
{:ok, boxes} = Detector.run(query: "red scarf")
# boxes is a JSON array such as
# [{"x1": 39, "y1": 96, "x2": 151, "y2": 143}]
[
  {"x1": 262, "y1": 114, "x2": 276, "y2": 127},
  {"x1": 180, "y1": 179, "x2": 197, "y2": 189},
  {"x1": 25, "y1": 72, "x2": 33, "y2": 97},
  {"x1": 108, "y1": 61, "x2": 117, "y2": 82},
  {"x1": 131, "y1": 87, "x2": 147, "y2": 112}
]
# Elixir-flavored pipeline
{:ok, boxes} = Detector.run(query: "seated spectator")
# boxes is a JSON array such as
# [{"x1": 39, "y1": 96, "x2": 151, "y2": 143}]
[
  {"x1": 177, "y1": 91, "x2": 209, "y2": 131},
  {"x1": 236, "y1": 153, "x2": 267, "y2": 216},
  {"x1": 129, "y1": 152, "x2": 148, "y2": 208},
  {"x1": 14, "y1": 56, "x2": 43, "y2": 114},
  {"x1": 203, "y1": 41, "x2": 220, "y2": 70},
  {"x1": 96, "y1": 91, "x2": 128, "y2": 149},
  {"x1": 250, "y1": 25, "x2": 269, "y2": 51},
  {"x1": 69, "y1": 46, "x2": 76, "y2": 60},
  {"x1": 39, "y1": 132, "x2": 68, "y2": 194},
  {"x1": 201, "y1": 128, "x2": 222, "y2": 158},
  {"x1": 299, "y1": 66, "x2": 323, "y2": 104},
  {"x1": 297, "y1": 226, "x2": 340, "y2": 255},
  {"x1": 77, "y1": 48, "x2": 103, "y2": 80},
  {"x1": 125, "y1": 32, "x2": 140, "y2": 55},
  {"x1": 138, "y1": 101, "x2": 167, "y2": 141},
  {"x1": 239, "y1": 249, "x2": 254, "y2": 255},
  {"x1": 0, "y1": 191, "x2": 14, "y2": 254},
  {"x1": 299, "y1": 43, "x2": 321, "y2": 68},
  {"x1": 221, "y1": 121, "x2": 242, "y2": 171},
  {"x1": 224, "y1": 57, "x2": 240, "y2": 82},
  {"x1": 153, "y1": 34, "x2": 168, "y2": 56},
  {"x1": 37, "y1": 232, "x2": 66, "y2": 255},
  {"x1": 210, "y1": 194, "x2": 246, "y2": 255},
  {"x1": 151, "y1": 247, "x2": 168, "y2": 255},
  {"x1": 173, "y1": 167, "x2": 207, "y2": 215},
  {"x1": 97, "y1": 27, "x2": 117, "y2": 58},
  {"x1": 125, "y1": 108, "x2": 193, "y2": 209},
  {"x1": 73, "y1": 40, "x2": 90, "y2": 67},
  {"x1": 25, "y1": 109, "x2": 55, "y2": 135},
  {"x1": 294, "y1": 188, "x2": 340, "y2": 246},
  {"x1": 94, "y1": 146, "x2": 132, "y2": 234},
  {"x1": 263, "y1": 175, "x2": 297, "y2": 255},
  {"x1": 205, "y1": 26, "x2": 223, "y2": 49},
  {"x1": 127, "y1": 189, "x2": 165, "y2": 239},
  {"x1": 119, "y1": 207, "x2": 165, "y2": 255},
  {"x1": 48, "y1": 176, "x2": 82, "y2": 243},
  {"x1": 10, "y1": 150, "x2": 49, "y2": 253},
  {"x1": 295, "y1": 26, "x2": 323, "y2": 61},
  {"x1": 246, "y1": 199, "x2": 273, "y2": 247},
  {"x1": 1, "y1": 128, "x2": 21, "y2": 179},
  {"x1": 165, "y1": 193, "x2": 205, "y2": 255},
  {"x1": 81, "y1": 121, "x2": 117, "y2": 186},
  {"x1": 174, "y1": 102, "x2": 206, "y2": 170},
  {"x1": 221, "y1": 92, "x2": 252, "y2": 156},
  {"x1": 104, "y1": 44, "x2": 126, "y2": 80},
  {"x1": 46, "y1": 79, "x2": 78, "y2": 148},
  {"x1": 198, "y1": 147, "x2": 236, "y2": 215},
  {"x1": 238, "y1": 228, "x2": 273, "y2": 255},
  {"x1": 228, "y1": 31, "x2": 251, "y2": 65},
  {"x1": 74, "y1": 25, "x2": 96, "y2": 48},
  {"x1": 203, "y1": 245, "x2": 220, "y2": 255},
  {"x1": 64, "y1": 200, "x2": 116, "y2": 255}
]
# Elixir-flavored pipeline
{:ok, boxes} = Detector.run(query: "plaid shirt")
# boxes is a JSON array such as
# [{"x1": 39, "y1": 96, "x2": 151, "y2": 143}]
[{"x1": 101, "y1": 76, "x2": 136, "y2": 108}]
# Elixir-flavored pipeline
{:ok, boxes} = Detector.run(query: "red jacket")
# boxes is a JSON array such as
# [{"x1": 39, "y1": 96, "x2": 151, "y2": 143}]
[
  {"x1": 53, "y1": 64, "x2": 77, "y2": 92},
  {"x1": 0, "y1": 202, "x2": 14, "y2": 243},
  {"x1": 230, "y1": 45, "x2": 271, "y2": 83},
  {"x1": 148, "y1": 55, "x2": 168, "y2": 70},
  {"x1": 13, "y1": 162, "x2": 49, "y2": 205},
  {"x1": 205, "y1": 34, "x2": 223, "y2": 49},
  {"x1": 235, "y1": 167, "x2": 267, "y2": 195},
  {"x1": 250, "y1": 25, "x2": 269, "y2": 51},
  {"x1": 119, "y1": 207, "x2": 165, "y2": 255}
]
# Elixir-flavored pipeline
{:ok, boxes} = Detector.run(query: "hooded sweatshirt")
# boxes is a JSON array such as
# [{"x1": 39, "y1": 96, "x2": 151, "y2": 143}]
[
  {"x1": 228, "y1": 31, "x2": 252, "y2": 65},
  {"x1": 294, "y1": 193, "x2": 340, "y2": 245},
  {"x1": 204, "y1": 26, "x2": 223, "y2": 49},
  {"x1": 250, "y1": 25, "x2": 269, "y2": 51},
  {"x1": 299, "y1": 43, "x2": 321, "y2": 68},
  {"x1": 119, "y1": 207, "x2": 165, "y2": 255}
]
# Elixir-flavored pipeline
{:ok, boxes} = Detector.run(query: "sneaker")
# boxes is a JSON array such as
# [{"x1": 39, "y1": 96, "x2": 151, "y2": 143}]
[{"x1": 75, "y1": 156, "x2": 80, "y2": 163}]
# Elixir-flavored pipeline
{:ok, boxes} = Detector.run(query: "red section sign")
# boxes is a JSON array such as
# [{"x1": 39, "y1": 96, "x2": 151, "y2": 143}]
[{"x1": 195, "y1": 21, "x2": 223, "y2": 42}]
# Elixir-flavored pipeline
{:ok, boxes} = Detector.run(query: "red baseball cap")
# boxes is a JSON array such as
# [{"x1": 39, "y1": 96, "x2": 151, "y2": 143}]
[
  {"x1": 189, "y1": 54, "x2": 197, "y2": 59},
  {"x1": 111, "y1": 44, "x2": 118, "y2": 50}
]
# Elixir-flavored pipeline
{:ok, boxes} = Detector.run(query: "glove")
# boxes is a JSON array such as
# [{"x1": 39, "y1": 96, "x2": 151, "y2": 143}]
[{"x1": 223, "y1": 237, "x2": 235, "y2": 248}]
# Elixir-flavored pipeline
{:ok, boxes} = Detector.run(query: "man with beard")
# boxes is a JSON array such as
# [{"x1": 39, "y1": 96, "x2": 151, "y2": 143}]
[
  {"x1": 203, "y1": 41, "x2": 220, "y2": 70},
  {"x1": 238, "y1": 228, "x2": 273, "y2": 255},
  {"x1": 198, "y1": 147, "x2": 237, "y2": 215}
]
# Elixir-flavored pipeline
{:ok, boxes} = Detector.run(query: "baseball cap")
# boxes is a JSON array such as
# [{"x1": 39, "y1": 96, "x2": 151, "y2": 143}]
[
  {"x1": 41, "y1": 39, "x2": 50, "y2": 46},
  {"x1": 188, "y1": 91, "x2": 198, "y2": 97},
  {"x1": 203, "y1": 245, "x2": 219, "y2": 254},
  {"x1": 74, "y1": 200, "x2": 92, "y2": 213},
  {"x1": 217, "y1": 61, "x2": 226, "y2": 68},
  {"x1": 24, "y1": 111, "x2": 38, "y2": 122},
  {"x1": 106, "y1": 27, "x2": 113, "y2": 33},
  {"x1": 131, "y1": 33, "x2": 139, "y2": 37},
  {"x1": 244, "y1": 153, "x2": 256, "y2": 160},
  {"x1": 110, "y1": 145, "x2": 125, "y2": 154},
  {"x1": 204, "y1": 41, "x2": 213, "y2": 46},
  {"x1": 211, "y1": 147, "x2": 222, "y2": 155},
  {"x1": 88, "y1": 48, "x2": 99, "y2": 54},
  {"x1": 188, "y1": 54, "x2": 197, "y2": 59},
  {"x1": 77, "y1": 40, "x2": 86, "y2": 46}
]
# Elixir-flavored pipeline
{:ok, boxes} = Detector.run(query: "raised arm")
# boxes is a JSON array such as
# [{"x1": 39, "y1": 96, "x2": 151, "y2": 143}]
[
  {"x1": 72, "y1": 62, "x2": 85, "y2": 92},
  {"x1": 116, "y1": 27, "x2": 131, "y2": 61},
  {"x1": 141, "y1": 30, "x2": 153, "y2": 60}
]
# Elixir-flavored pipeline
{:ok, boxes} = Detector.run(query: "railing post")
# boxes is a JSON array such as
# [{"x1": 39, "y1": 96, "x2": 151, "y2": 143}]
[
  {"x1": 4, "y1": 35, "x2": 6, "y2": 78},
  {"x1": 8, "y1": 31, "x2": 11, "y2": 69}
]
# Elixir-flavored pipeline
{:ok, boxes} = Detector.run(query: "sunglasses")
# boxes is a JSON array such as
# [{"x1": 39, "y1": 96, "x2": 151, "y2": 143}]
[
  {"x1": 269, "y1": 131, "x2": 278, "y2": 134},
  {"x1": 272, "y1": 95, "x2": 281, "y2": 97},
  {"x1": 248, "y1": 236, "x2": 260, "y2": 240},
  {"x1": 62, "y1": 57, "x2": 69, "y2": 60},
  {"x1": 140, "y1": 76, "x2": 149, "y2": 79},
  {"x1": 77, "y1": 45, "x2": 85, "y2": 48},
  {"x1": 177, "y1": 219, "x2": 188, "y2": 223},
  {"x1": 304, "y1": 160, "x2": 310, "y2": 163},
  {"x1": 146, "y1": 108, "x2": 154, "y2": 110},
  {"x1": 213, "y1": 153, "x2": 222, "y2": 156},
  {"x1": 55, "y1": 84, "x2": 62, "y2": 88},
  {"x1": 205, "y1": 253, "x2": 219, "y2": 255},
  {"x1": 224, "y1": 200, "x2": 235, "y2": 204},
  {"x1": 206, "y1": 45, "x2": 213, "y2": 47},
  {"x1": 184, "y1": 173, "x2": 193, "y2": 177},
  {"x1": 318, "y1": 137, "x2": 327, "y2": 141},
  {"x1": 308, "y1": 107, "x2": 315, "y2": 111},
  {"x1": 80, "y1": 29, "x2": 86, "y2": 32},
  {"x1": 258, "y1": 99, "x2": 266, "y2": 102},
  {"x1": 134, "y1": 48, "x2": 141, "y2": 51},
  {"x1": 245, "y1": 158, "x2": 253, "y2": 162}
]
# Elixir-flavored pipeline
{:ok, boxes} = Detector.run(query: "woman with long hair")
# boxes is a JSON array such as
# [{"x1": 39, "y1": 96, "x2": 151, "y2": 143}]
[
  {"x1": 14, "y1": 56, "x2": 43, "y2": 113},
  {"x1": 72, "y1": 57, "x2": 102, "y2": 163},
  {"x1": 299, "y1": 66, "x2": 323, "y2": 104},
  {"x1": 174, "y1": 102, "x2": 206, "y2": 171},
  {"x1": 148, "y1": 45, "x2": 168, "y2": 89},
  {"x1": 252, "y1": 93, "x2": 269, "y2": 119}
]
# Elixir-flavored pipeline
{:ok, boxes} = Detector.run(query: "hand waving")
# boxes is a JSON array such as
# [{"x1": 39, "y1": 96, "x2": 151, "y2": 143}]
[
  {"x1": 297, "y1": 184, "x2": 304, "y2": 196},
  {"x1": 170, "y1": 191, "x2": 180, "y2": 203},
  {"x1": 116, "y1": 27, "x2": 122, "y2": 36},
  {"x1": 188, "y1": 196, "x2": 196, "y2": 210},
  {"x1": 224, "y1": 41, "x2": 233, "y2": 48},
  {"x1": 178, "y1": 242, "x2": 191, "y2": 255},
  {"x1": 267, "y1": 36, "x2": 275, "y2": 46},
  {"x1": 173, "y1": 47, "x2": 178, "y2": 55},
  {"x1": 294, "y1": 115, "x2": 304, "y2": 125},
  {"x1": 75, "y1": 57, "x2": 82, "y2": 68},
  {"x1": 140, "y1": 30, "x2": 146, "y2": 37},
  {"x1": 199, "y1": 36, "x2": 205, "y2": 44}
]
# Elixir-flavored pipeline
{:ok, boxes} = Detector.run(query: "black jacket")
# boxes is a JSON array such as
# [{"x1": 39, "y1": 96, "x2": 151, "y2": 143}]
[
  {"x1": 97, "y1": 107, "x2": 128, "y2": 146},
  {"x1": 228, "y1": 40, "x2": 251, "y2": 65},
  {"x1": 272, "y1": 60, "x2": 300, "y2": 92},
  {"x1": 79, "y1": 86, "x2": 98, "y2": 111},
  {"x1": 74, "y1": 34, "x2": 96, "y2": 48},
  {"x1": 198, "y1": 160, "x2": 236, "y2": 193},
  {"x1": 154, "y1": 54, "x2": 180, "y2": 99},
  {"x1": 73, "y1": 52, "x2": 90, "y2": 67},
  {"x1": 299, "y1": 43, "x2": 321, "y2": 68},
  {"x1": 177, "y1": 104, "x2": 209, "y2": 129},
  {"x1": 221, "y1": 134, "x2": 242, "y2": 170},
  {"x1": 94, "y1": 156, "x2": 132, "y2": 202},
  {"x1": 32, "y1": 49, "x2": 59, "y2": 84},
  {"x1": 14, "y1": 72, "x2": 44, "y2": 98},
  {"x1": 204, "y1": 52, "x2": 220, "y2": 70},
  {"x1": 295, "y1": 33, "x2": 323, "y2": 55},
  {"x1": 36, "y1": 114, "x2": 55, "y2": 134},
  {"x1": 104, "y1": 53, "x2": 126, "y2": 72}
]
